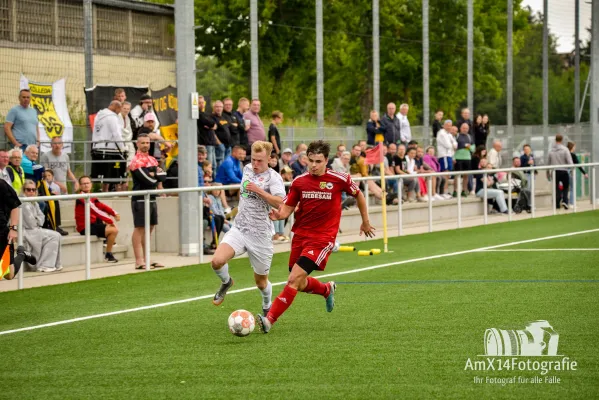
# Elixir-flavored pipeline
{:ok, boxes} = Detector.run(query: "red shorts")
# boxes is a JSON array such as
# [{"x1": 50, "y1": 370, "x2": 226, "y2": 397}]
[{"x1": 288, "y1": 234, "x2": 335, "y2": 271}]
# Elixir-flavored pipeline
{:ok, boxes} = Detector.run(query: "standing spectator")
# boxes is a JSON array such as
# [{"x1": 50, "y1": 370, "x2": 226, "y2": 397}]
[
  {"x1": 197, "y1": 96, "x2": 218, "y2": 170},
  {"x1": 75, "y1": 175, "x2": 120, "y2": 263},
  {"x1": 4, "y1": 89, "x2": 39, "y2": 151},
  {"x1": 40, "y1": 137, "x2": 79, "y2": 194},
  {"x1": 141, "y1": 113, "x2": 173, "y2": 164},
  {"x1": 223, "y1": 98, "x2": 242, "y2": 147},
  {"x1": 474, "y1": 159, "x2": 509, "y2": 214},
  {"x1": 366, "y1": 110, "x2": 386, "y2": 145},
  {"x1": 234, "y1": 97, "x2": 250, "y2": 148},
  {"x1": 291, "y1": 152, "x2": 308, "y2": 178},
  {"x1": 436, "y1": 120, "x2": 457, "y2": 196},
  {"x1": 118, "y1": 101, "x2": 134, "y2": 191},
  {"x1": 520, "y1": 144, "x2": 536, "y2": 190},
  {"x1": 212, "y1": 100, "x2": 232, "y2": 168},
  {"x1": 92, "y1": 100, "x2": 126, "y2": 193},
  {"x1": 243, "y1": 99, "x2": 265, "y2": 147},
  {"x1": 396, "y1": 104, "x2": 411, "y2": 145},
  {"x1": 20, "y1": 180, "x2": 63, "y2": 272},
  {"x1": 269, "y1": 152, "x2": 280, "y2": 174},
  {"x1": 454, "y1": 123, "x2": 473, "y2": 198},
  {"x1": 474, "y1": 114, "x2": 489, "y2": 148},
  {"x1": 0, "y1": 149, "x2": 11, "y2": 184},
  {"x1": 215, "y1": 145, "x2": 246, "y2": 185},
  {"x1": 547, "y1": 134, "x2": 573, "y2": 210},
  {"x1": 113, "y1": 88, "x2": 126, "y2": 103},
  {"x1": 432, "y1": 109, "x2": 444, "y2": 140},
  {"x1": 290, "y1": 143, "x2": 307, "y2": 165},
  {"x1": 456, "y1": 108, "x2": 472, "y2": 137},
  {"x1": 381, "y1": 102, "x2": 401, "y2": 145},
  {"x1": 487, "y1": 140, "x2": 503, "y2": 169},
  {"x1": 281, "y1": 148, "x2": 293, "y2": 168},
  {"x1": 269, "y1": 111, "x2": 283, "y2": 156},
  {"x1": 129, "y1": 134, "x2": 166, "y2": 270},
  {"x1": 130, "y1": 94, "x2": 159, "y2": 133},
  {"x1": 567, "y1": 141, "x2": 588, "y2": 207},
  {"x1": 6, "y1": 148, "x2": 25, "y2": 193}
]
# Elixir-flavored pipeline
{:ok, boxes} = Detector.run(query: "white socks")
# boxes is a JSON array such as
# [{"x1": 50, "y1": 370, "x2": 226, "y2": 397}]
[
  {"x1": 214, "y1": 263, "x2": 230, "y2": 283},
  {"x1": 260, "y1": 280, "x2": 272, "y2": 309}
]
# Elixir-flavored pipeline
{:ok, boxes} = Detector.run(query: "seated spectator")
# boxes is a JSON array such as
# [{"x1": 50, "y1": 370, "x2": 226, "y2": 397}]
[
  {"x1": 423, "y1": 146, "x2": 447, "y2": 200},
  {"x1": 487, "y1": 139, "x2": 503, "y2": 169},
  {"x1": 393, "y1": 144, "x2": 416, "y2": 201},
  {"x1": 366, "y1": 110, "x2": 386, "y2": 145},
  {"x1": 349, "y1": 144, "x2": 383, "y2": 201},
  {"x1": 75, "y1": 175, "x2": 120, "y2": 263},
  {"x1": 269, "y1": 152, "x2": 280, "y2": 173},
  {"x1": 280, "y1": 148, "x2": 293, "y2": 169},
  {"x1": 332, "y1": 151, "x2": 351, "y2": 174},
  {"x1": 0, "y1": 148, "x2": 11, "y2": 184},
  {"x1": 358, "y1": 140, "x2": 367, "y2": 154},
  {"x1": 471, "y1": 145, "x2": 487, "y2": 171},
  {"x1": 386, "y1": 143, "x2": 397, "y2": 167},
  {"x1": 405, "y1": 147, "x2": 427, "y2": 202},
  {"x1": 44, "y1": 170, "x2": 61, "y2": 195},
  {"x1": 474, "y1": 158, "x2": 508, "y2": 214},
  {"x1": 20, "y1": 180, "x2": 63, "y2": 272},
  {"x1": 6, "y1": 148, "x2": 25, "y2": 192},
  {"x1": 289, "y1": 143, "x2": 307, "y2": 165},
  {"x1": 203, "y1": 160, "x2": 214, "y2": 183},
  {"x1": 328, "y1": 143, "x2": 346, "y2": 168},
  {"x1": 407, "y1": 140, "x2": 419, "y2": 150},
  {"x1": 370, "y1": 144, "x2": 397, "y2": 195},
  {"x1": 22, "y1": 145, "x2": 44, "y2": 183},
  {"x1": 215, "y1": 145, "x2": 246, "y2": 185},
  {"x1": 291, "y1": 152, "x2": 308, "y2": 178},
  {"x1": 207, "y1": 182, "x2": 230, "y2": 249}
]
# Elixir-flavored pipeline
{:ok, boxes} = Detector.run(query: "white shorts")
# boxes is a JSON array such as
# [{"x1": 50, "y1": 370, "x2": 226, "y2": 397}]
[{"x1": 221, "y1": 226, "x2": 273, "y2": 275}]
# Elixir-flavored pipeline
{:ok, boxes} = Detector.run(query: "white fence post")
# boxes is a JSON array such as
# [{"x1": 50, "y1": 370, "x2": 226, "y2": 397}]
[
  {"x1": 427, "y1": 176, "x2": 432, "y2": 232},
  {"x1": 457, "y1": 173, "x2": 462, "y2": 229},
  {"x1": 572, "y1": 167, "x2": 577, "y2": 213},
  {"x1": 198, "y1": 192, "x2": 204, "y2": 265},
  {"x1": 552, "y1": 169, "x2": 557, "y2": 215},
  {"x1": 398, "y1": 178, "x2": 403, "y2": 236},
  {"x1": 483, "y1": 172, "x2": 488, "y2": 224},
  {"x1": 144, "y1": 193, "x2": 151, "y2": 271},
  {"x1": 531, "y1": 168, "x2": 536, "y2": 218},
  {"x1": 84, "y1": 196, "x2": 91, "y2": 280},
  {"x1": 507, "y1": 172, "x2": 512, "y2": 221},
  {"x1": 592, "y1": 166, "x2": 596, "y2": 210}
]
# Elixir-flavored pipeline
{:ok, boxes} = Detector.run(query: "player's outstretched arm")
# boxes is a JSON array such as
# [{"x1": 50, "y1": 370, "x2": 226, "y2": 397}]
[
  {"x1": 355, "y1": 191, "x2": 376, "y2": 238},
  {"x1": 269, "y1": 203, "x2": 295, "y2": 221},
  {"x1": 244, "y1": 182, "x2": 284, "y2": 208}
]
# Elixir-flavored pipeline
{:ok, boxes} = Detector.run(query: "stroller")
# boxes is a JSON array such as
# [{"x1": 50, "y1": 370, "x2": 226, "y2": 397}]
[{"x1": 498, "y1": 176, "x2": 531, "y2": 214}]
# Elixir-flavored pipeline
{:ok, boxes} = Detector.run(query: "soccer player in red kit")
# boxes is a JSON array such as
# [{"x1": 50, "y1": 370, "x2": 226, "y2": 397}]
[{"x1": 256, "y1": 140, "x2": 375, "y2": 333}]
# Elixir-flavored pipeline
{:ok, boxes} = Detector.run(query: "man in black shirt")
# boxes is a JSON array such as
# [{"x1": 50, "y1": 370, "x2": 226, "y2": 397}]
[
  {"x1": 269, "y1": 111, "x2": 283, "y2": 156},
  {"x1": 432, "y1": 109, "x2": 444, "y2": 140},
  {"x1": 234, "y1": 97, "x2": 250, "y2": 149},
  {"x1": 212, "y1": 100, "x2": 232, "y2": 167},
  {"x1": 223, "y1": 98, "x2": 241, "y2": 147},
  {"x1": 197, "y1": 96, "x2": 218, "y2": 170}
]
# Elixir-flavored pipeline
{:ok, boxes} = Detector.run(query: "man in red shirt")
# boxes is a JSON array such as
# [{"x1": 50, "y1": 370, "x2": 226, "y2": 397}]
[{"x1": 256, "y1": 140, "x2": 375, "y2": 333}]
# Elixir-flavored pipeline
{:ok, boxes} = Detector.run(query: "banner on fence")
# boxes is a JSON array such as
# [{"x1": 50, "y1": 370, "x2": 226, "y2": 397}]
[
  {"x1": 151, "y1": 85, "x2": 178, "y2": 169},
  {"x1": 84, "y1": 85, "x2": 149, "y2": 129}
]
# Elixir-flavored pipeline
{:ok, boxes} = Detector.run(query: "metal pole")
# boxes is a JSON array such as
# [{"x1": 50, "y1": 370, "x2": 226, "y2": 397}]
[
  {"x1": 422, "y1": 0, "x2": 430, "y2": 144},
  {"x1": 457, "y1": 174, "x2": 462, "y2": 228},
  {"x1": 199, "y1": 193, "x2": 204, "y2": 264},
  {"x1": 507, "y1": 0, "x2": 513, "y2": 134},
  {"x1": 580, "y1": 69, "x2": 592, "y2": 121},
  {"x1": 573, "y1": 167, "x2": 577, "y2": 212},
  {"x1": 592, "y1": 0, "x2": 599, "y2": 195},
  {"x1": 552, "y1": 169, "x2": 556, "y2": 215},
  {"x1": 372, "y1": 0, "x2": 380, "y2": 113},
  {"x1": 175, "y1": 0, "x2": 200, "y2": 256},
  {"x1": 250, "y1": 0, "x2": 259, "y2": 98},
  {"x1": 144, "y1": 193, "x2": 151, "y2": 271},
  {"x1": 592, "y1": 167, "x2": 597, "y2": 210},
  {"x1": 17, "y1": 207, "x2": 23, "y2": 290},
  {"x1": 467, "y1": 0, "x2": 473, "y2": 114},
  {"x1": 398, "y1": 178, "x2": 403, "y2": 236},
  {"x1": 316, "y1": 0, "x2": 324, "y2": 136},
  {"x1": 531, "y1": 168, "x2": 536, "y2": 218},
  {"x1": 507, "y1": 172, "x2": 512, "y2": 221},
  {"x1": 364, "y1": 179, "x2": 370, "y2": 229},
  {"x1": 575, "y1": 0, "x2": 581, "y2": 124},
  {"x1": 427, "y1": 176, "x2": 432, "y2": 232},
  {"x1": 483, "y1": 172, "x2": 488, "y2": 224},
  {"x1": 85, "y1": 197, "x2": 91, "y2": 280},
  {"x1": 542, "y1": 0, "x2": 549, "y2": 135},
  {"x1": 83, "y1": 0, "x2": 93, "y2": 89}
]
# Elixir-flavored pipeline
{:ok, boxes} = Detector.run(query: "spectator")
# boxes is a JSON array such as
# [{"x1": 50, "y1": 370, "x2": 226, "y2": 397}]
[
  {"x1": 215, "y1": 145, "x2": 246, "y2": 185},
  {"x1": 567, "y1": 141, "x2": 588, "y2": 207},
  {"x1": 386, "y1": 143, "x2": 397, "y2": 167},
  {"x1": 291, "y1": 152, "x2": 308, "y2": 178},
  {"x1": 269, "y1": 152, "x2": 280, "y2": 173},
  {"x1": 393, "y1": 144, "x2": 416, "y2": 200},
  {"x1": 21, "y1": 144, "x2": 44, "y2": 183},
  {"x1": 223, "y1": 98, "x2": 242, "y2": 147},
  {"x1": 0, "y1": 149, "x2": 11, "y2": 184},
  {"x1": 290, "y1": 143, "x2": 307, "y2": 165},
  {"x1": 40, "y1": 136, "x2": 79, "y2": 194},
  {"x1": 207, "y1": 182, "x2": 230, "y2": 249},
  {"x1": 92, "y1": 100, "x2": 126, "y2": 193},
  {"x1": 397, "y1": 104, "x2": 411, "y2": 144},
  {"x1": 332, "y1": 151, "x2": 351, "y2": 174},
  {"x1": 243, "y1": 98, "x2": 266, "y2": 147},
  {"x1": 407, "y1": 140, "x2": 419, "y2": 151},
  {"x1": 197, "y1": 148, "x2": 215, "y2": 256},
  {"x1": 423, "y1": 146, "x2": 447, "y2": 200},
  {"x1": 519, "y1": 144, "x2": 536, "y2": 190},
  {"x1": 366, "y1": 110, "x2": 386, "y2": 145},
  {"x1": 432, "y1": 109, "x2": 444, "y2": 140},
  {"x1": 371, "y1": 144, "x2": 398, "y2": 196},
  {"x1": 43, "y1": 170, "x2": 60, "y2": 195},
  {"x1": 350, "y1": 144, "x2": 383, "y2": 201},
  {"x1": 547, "y1": 134, "x2": 573, "y2": 210},
  {"x1": 456, "y1": 108, "x2": 472, "y2": 138},
  {"x1": 403, "y1": 147, "x2": 425, "y2": 202},
  {"x1": 381, "y1": 102, "x2": 401, "y2": 145},
  {"x1": 358, "y1": 140, "x2": 367, "y2": 154},
  {"x1": 454, "y1": 122, "x2": 473, "y2": 198},
  {"x1": 474, "y1": 158, "x2": 508, "y2": 214},
  {"x1": 6, "y1": 148, "x2": 25, "y2": 193},
  {"x1": 129, "y1": 134, "x2": 166, "y2": 270},
  {"x1": 75, "y1": 175, "x2": 120, "y2": 263},
  {"x1": 487, "y1": 140, "x2": 503, "y2": 169},
  {"x1": 269, "y1": 111, "x2": 283, "y2": 156},
  {"x1": 203, "y1": 161, "x2": 214, "y2": 183},
  {"x1": 113, "y1": 88, "x2": 126, "y2": 103},
  {"x1": 4, "y1": 89, "x2": 39, "y2": 151},
  {"x1": 130, "y1": 94, "x2": 159, "y2": 133},
  {"x1": 142, "y1": 113, "x2": 173, "y2": 164},
  {"x1": 327, "y1": 143, "x2": 346, "y2": 168},
  {"x1": 281, "y1": 148, "x2": 293, "y2": 168},
  {"x1": 234, "y1": 97, "x2": 250, "y2": 148},
  {"x1": 212, "y1": 100, "x2": 232, "y2": 168},
  {"x1": 474, "y1": 114, "x2": 490, "y2": 147},
  {"x1": 20, "y1": 179, "x2": 63, "y2": 272},
  {"x1": 197, "y1": 145, "x2": 208, "y2": 186},
  {"x1": 197, "y1": 95, "x2": 218, "y2": 169},
  {"x1": 117, "y1": 101, "x2": 134, "y2": 191},
  {"x1": 471, "y1": 145, "x2": 487, "y2": 171},
  {"x1": 436, "y1": 120, "x2": 456, "y2": 195}
]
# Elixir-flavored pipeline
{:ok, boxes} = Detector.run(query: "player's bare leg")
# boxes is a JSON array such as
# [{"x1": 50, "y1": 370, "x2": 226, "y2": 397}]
[
  {"x1": 211, "y1": 243, "x2": 235, "y2": 305},
  {"x1": 254, "y1": 272, "x2": 272, "y2": 316}
]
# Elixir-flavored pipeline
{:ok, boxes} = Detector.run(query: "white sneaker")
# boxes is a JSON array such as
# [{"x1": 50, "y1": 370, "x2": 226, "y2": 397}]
[
  {"x1": 38, "y1": 267, "x2": 56, "y2": 273},
  {"x1": 443, "y1": 194, "x2": 453, "y2": 200},
  {"x1": 434, "y1": 194, "x2": 445, "y2": 201},
  {"x1": 54, "y1": 265, "x2": 63, "y2": 272},
  {"x1": 418, "y1": 195, "x2": 428, "y2": 202}
]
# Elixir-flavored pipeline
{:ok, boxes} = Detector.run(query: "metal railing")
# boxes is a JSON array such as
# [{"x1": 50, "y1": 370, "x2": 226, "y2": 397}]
[{"x1": 13, "y1": 162, "x2": 598, "y2": 290}]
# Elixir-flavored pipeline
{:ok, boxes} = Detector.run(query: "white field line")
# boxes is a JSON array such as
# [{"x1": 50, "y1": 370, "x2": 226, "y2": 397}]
[
  {"x1": 482, "y1": 249, "x2": 599, "y2": 252},
  {"x1": 1, "y1": 228, "x2": 598, "y2": 337}
]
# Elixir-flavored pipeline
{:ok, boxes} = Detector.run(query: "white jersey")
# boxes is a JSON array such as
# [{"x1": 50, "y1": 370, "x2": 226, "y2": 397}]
[{"x1": 234, "y1": 165, "x2": 286, "y2": 237}]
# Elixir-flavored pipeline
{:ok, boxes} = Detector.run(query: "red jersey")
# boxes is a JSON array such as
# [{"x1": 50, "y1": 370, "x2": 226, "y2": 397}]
[{"x1": 284, "y1": 169, "x2": 360, "y2": 241}]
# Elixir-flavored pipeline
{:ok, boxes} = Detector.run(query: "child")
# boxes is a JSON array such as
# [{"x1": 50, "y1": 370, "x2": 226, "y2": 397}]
[
  {"x1": 207, "y1": 182, "x2": 230, "y2": 248},
  {"x1": 202, "y1": 160, "x2": 213, "y2": 184},
  {"x1": 44, "y1": 170, "x2": 61, "y2": 196}
]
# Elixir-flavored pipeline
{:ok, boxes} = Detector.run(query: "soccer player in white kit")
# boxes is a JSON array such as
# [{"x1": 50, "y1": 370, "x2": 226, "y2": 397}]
[{"x1": 210, "y1": 140, "x2": 286, "y2": 315}]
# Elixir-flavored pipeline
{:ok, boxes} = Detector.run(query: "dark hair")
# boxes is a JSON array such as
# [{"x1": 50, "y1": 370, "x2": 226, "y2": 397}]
[
  {"x1": 307, "y1": 140, "x2": 330, "y2": 159},
  {"x1": 513, "y1": 156, "x2": 520, "y2": 162},
  {"x1": 523, "y1": 144, "x2": 531, "y2": 149},
  {"x1": 45, "y1": 169, "x2": 54, "y2": 177},
  {"x1": 137, "y1": 126, "x2": 152, "y2": 136},
  {"x1": 232, "y1": 145, "x2": 245, "y2": 152},
  {"x1": 139, "y1": 94, "x2": 152, "y2": 102},
  {"x1": 567, "y1": 141, "x2": 575, "y2": 151},
  {"x1": 435, "y1": 109, "x2": 443, "y2": 113},
  {"x1": 473, "y1": 145, "x2": 486, "y2": 158},
  {"x1": 78, "y1": 175, "x2": 92, "y2": 185},
  {"x1": 408, "y1": 140, "x2": 418, "y2": 146}
]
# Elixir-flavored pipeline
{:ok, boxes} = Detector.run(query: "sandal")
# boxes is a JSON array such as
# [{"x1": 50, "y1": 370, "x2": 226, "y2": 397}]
[
  {"x1": 151, "y1": 262, "x2": 165, "y2": 268},
  {"x1": 135, "y1": 265, "x2": 146, "y2": 270}
]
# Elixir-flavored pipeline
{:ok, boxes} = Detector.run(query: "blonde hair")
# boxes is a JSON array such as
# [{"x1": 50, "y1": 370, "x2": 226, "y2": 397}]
[{"x1": 251, "y1": 140, "x2": 273, "y2": 155}]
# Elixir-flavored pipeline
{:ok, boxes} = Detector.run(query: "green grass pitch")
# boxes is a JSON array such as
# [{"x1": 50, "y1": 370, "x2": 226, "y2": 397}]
[{"x1": 1, "y1": 211, "x2": 598, "y2": 399}]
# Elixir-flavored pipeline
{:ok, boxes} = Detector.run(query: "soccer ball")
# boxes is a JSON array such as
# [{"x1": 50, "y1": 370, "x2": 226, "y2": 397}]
[
  {"x1": 228, "y1": 309, "x2": 255, "y2": 337},
  {"x1": 332, "y1": 241, "x2": 340, "y2": 252}
]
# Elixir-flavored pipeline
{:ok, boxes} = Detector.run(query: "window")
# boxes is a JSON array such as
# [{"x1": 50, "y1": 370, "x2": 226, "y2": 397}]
[{"x1": 58, "y1": 0, "x2": 83, "y2": 48}]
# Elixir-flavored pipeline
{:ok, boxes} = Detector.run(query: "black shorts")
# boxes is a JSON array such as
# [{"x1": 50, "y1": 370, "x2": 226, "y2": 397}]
[
  {"x1": 79, "y1": 220, "x2": 107, "y2": 238},
  {"x1": 454, "y1": 159, "x2": 471, "y2": 172},
  {"x1": 131, "y1": 200, "x2": 158, "y2": 228},
  {"x1": 0, "y1": 228, "x2": 14, "y2": 265},
  {"x1": 91, "y1": 150, "x2": 127, "y2": 182}
]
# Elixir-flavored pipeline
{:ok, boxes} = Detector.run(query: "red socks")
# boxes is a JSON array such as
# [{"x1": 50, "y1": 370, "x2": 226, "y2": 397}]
[
  {"x1": 267, "y1": 285, "x2": 297, "y2": 324},
  {"x1": 302, "y1": 277, "x2": 330, "y2": 297}
]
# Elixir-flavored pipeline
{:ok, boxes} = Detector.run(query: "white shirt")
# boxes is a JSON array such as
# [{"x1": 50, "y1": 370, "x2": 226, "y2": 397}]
[
  {"x1": 436, "y1": 129, "x2": 457, "y2": 158},
  {"x1": 0, "y1": 167, "x2": 11, "y2": 184},
  {"x1": 93, "y1": 108, "x2": 125, "y2": 152},
  {"x1": 405, "y1": 155, "x2": 417, "y2": 175},
  {"x1": 397, "y1": 113, "x2": 411, "y2": 143},
  {"x1": 488, "y1": 148, "x2": 502, "y2": 168}
]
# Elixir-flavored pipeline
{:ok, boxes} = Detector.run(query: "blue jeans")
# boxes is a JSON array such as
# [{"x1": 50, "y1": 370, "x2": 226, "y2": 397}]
[
  {"x1": 206, "y1": 145, "x2": 216, "y2": 175},
  {"x1": 273, "y1": 220, "x2": 285, "y2": 235},
  {"x1": 476, "y1": 188, "x2": 507, "y2": 212},
  {"x1": 215, "y1": 144, "x2": 231, "y2": 169}
]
